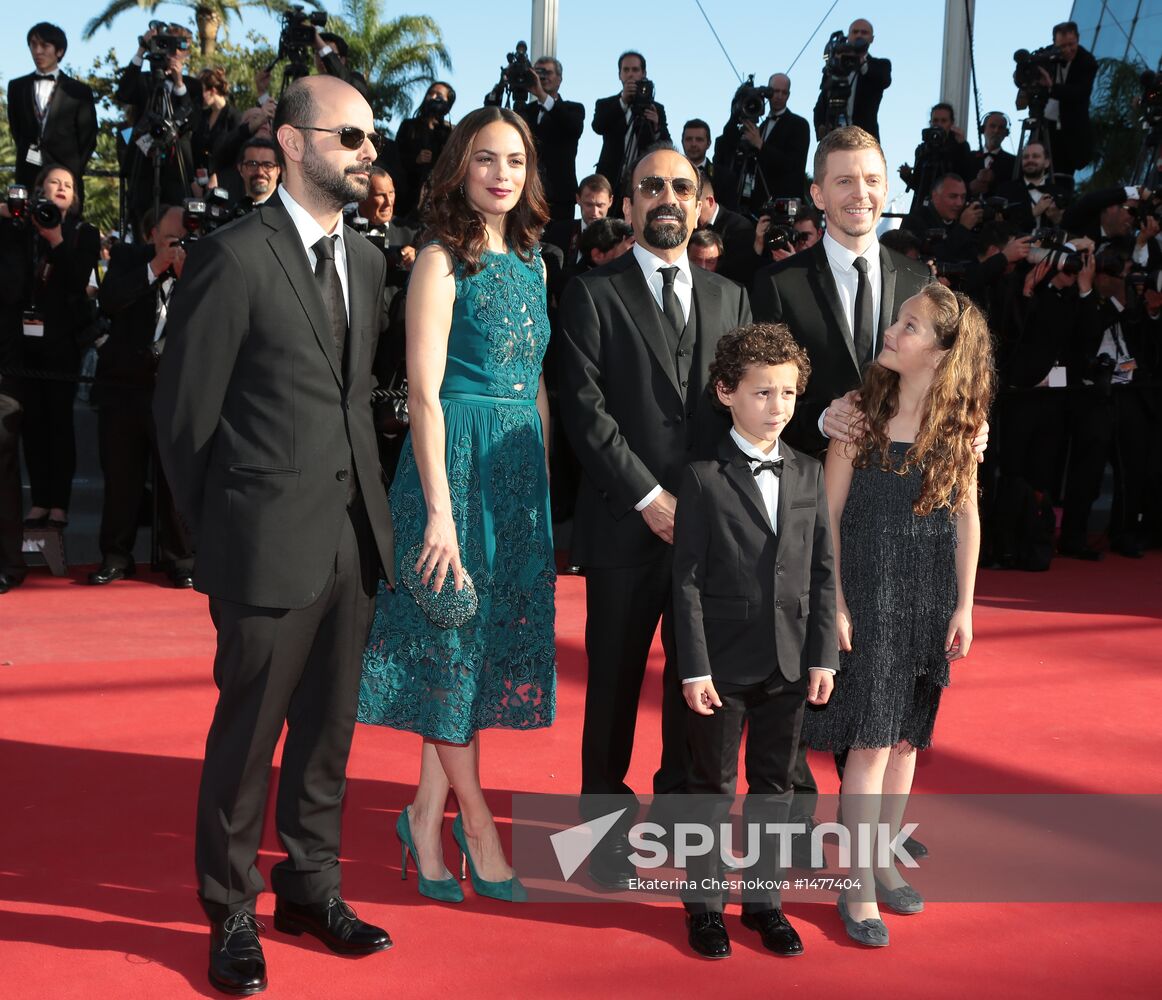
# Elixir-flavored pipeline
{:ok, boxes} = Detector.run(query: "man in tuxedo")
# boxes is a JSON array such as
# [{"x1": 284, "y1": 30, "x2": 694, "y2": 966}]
[
  {"x1": 154, "y1": 75, "x2": 395, "y2": 995},
  {"x1": 996, "y1": 141, "x2": 1067, "y2": 233},
  {"x1": 7, "y1": 22, "x2": 97, "y2": 204},
  {"x1": 116, "y1": 23, "x2": 203, "y2": 235},
  {"x1": 592, "y1": 52, "x2": 670, "y2": 213},
  {"x1": 751, "y1": 125, "x2": 933, "y2": 853},
  {"x1": 696, "y1": 173, "x2": 757, "y2": 285},
  {"x1": 545, "y1": 173, "x2": 613, "y2": 264},
  {"x1": 812, "y1": 18, "x2": 891, "y2": 141},
  {"x1": 90, "y1": 205, "x2": 194, "y2": 587},
  {"x1": 557, "y1": 146, "x2": 751, "y2": 887},
  {"x1": 682, "y1": 119, "x2": 714, "y2": 176},
  {"x1": 1017, "y1": 21, "x2": 1098, "y2": 176},
  {"x1": 902, "y1": 173, "x2": 982, "y2": 262},
  {"x1": 517, "y1": 57, "x2": 585, "y2": 223},
  {"x1": 964, "y1": 112, "x2": 1017, "y2": 197},
  {"x1": 716, "y1": 73, "x2": 810, "y2": 214}
]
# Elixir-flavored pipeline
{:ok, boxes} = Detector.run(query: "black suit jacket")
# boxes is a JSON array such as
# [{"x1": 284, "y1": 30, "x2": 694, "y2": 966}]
[
  {"x1": 517, "y1": 96, "x2": 585, "y2": 210},
  {"x1": 812, "y1": 55, "x2": 891, "y2": 139},
  {"x1": 1049, "y1": 47, "x2": 1098, "y2": 171},
  {"x1": 592, "y1": 94, "x2": 670, "y2": 201},
  {"x1": 557, "y1": 252, "x2": 751, "y2": 568},
  {"x1": 751, "y1": 241, "x2": 931, "y2": 454},
  {"x1": 714, "y1": 110, "x2": 810, "y2": 207},
  {"x1": 94, "y1": 242, "x2": 164, "y2": 404},
  {"x1": 153, "y1": 195, "x2": 395, "y2": 608},
  {"x1": 962, "y1": 147, "x2": 1018, "y2": 195},
  {"x1": 673, "y1": 434, "x2": 838, "y2": 685},
  {"x1": 7, "y1": 72, "x2": 98, "y2": 189},
  {"x1": 706, "y1": 206, "x2": 758, "y2": 286}
]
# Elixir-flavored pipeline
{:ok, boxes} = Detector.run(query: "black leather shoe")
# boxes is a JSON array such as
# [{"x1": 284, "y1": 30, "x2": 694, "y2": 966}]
[
  {"x1": 741, "y1": 908, "x2": 804, "y2": 956},
  {"x1": 208, "y1": 911, "x2": 267, "y2": 996},
  {"x1": 686, "y1": 911, "x2": 731, "y2": 959},
  {"x1": 789, "y1": 816, "x2": 826, "y2": 871},
  {"x1": 88, "y1": 562, "x2": 135, "y2": 585},
  {"x1": 0, "y1": 573, "x2": 18, "y2": 594},
  {"x1": 23, "y1": 514, "x2": 48, "y2": 528},
  {"x1": 1111, "y1": 537, "x2": 1145, "y2": 559},
  {"x1": 1058, "y1": 540, "x2": 1102, "y2": 561},
  {"x1": 170, "y1": 570, "x2": 195, "y2": 588},
  {"x1": 903, "y1": 834, "x2": 928, "y2": 859},
  {"x1": 588, "y1": 835, "x2": 637, "y2": 890},
  {"x1": 273, "y1": 897, "x2": 392, "y2": 955}
]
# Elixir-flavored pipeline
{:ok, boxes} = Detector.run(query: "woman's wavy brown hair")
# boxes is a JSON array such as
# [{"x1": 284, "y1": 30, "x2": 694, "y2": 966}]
[
  {"x1": 853, "y1": 283, "x2": 995, "y2": 516},
  {"x1": 421, "y1": 107, "x2": 549, "y2": 274}
]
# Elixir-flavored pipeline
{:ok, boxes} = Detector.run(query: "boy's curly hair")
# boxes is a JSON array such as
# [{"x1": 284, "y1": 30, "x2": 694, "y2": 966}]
[{"x1": 709, "y1": 323, "x2": 811, "y2": 397}]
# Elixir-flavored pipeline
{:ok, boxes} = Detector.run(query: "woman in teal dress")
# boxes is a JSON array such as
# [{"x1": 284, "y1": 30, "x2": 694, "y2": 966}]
[{"x1": 359, "y1": 107, "x2": 555, "y2": 902}]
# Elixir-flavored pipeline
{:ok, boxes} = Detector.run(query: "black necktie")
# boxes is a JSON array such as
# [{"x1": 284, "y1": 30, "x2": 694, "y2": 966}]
[
  {"x1": 751, "y1": 457, "x2": 784, "y2": 477},
  {"x1": 659, "y1": 266, "x2": 684, "y2": 339},
  {"x1": 312, "y1": 235, "x2": 347, "y2": 360},
  {"x1": 852, "y1": 255, "x2": 874, "y2": 368}
]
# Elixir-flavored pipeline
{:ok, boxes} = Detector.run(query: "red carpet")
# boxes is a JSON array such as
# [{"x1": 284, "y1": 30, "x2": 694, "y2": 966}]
[{"x1": 1, "y1": 555, "x2": 1160, "y2": 998}]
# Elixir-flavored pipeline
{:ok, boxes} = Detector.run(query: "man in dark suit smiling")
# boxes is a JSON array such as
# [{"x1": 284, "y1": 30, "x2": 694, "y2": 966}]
[
  {"x1": 154, "y1": 75, "x2": 395, "y2": 995},
  {"x1": 558, "y1": 145, "x2": 750, "y2": 888}
]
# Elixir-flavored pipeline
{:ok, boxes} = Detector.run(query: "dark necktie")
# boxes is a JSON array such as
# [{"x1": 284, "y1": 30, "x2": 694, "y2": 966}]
[
  {"x1": 312, "y1": 234, "x2": 347, "y2": 360},
  {"x1": 852, "y1": 255, "x2": 874, "y2": 368},
  {"x1": 659, "y1": 266, "x2": 685, "y2": 339},
  {"x1": 751, "y1": 457, "x2": 784, "y2": 477}
]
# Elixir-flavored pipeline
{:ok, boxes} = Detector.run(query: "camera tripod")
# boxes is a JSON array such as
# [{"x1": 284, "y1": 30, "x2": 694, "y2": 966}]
[{"x1": 1013, "y1": 90, "x2": 1056, "y2": 180}]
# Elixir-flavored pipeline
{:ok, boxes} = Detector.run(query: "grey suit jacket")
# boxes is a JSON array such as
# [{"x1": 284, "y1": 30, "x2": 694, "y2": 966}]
[{"x1": 154, "y1": 195, "x2": 395, "y2": 608}]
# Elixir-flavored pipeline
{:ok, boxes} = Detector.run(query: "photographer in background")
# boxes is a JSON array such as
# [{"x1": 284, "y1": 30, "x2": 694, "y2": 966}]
[
  {"x1": 694, "y1": 173, "x2": 756, "y2": 284},
  {"x1": 574, "y1": 217, "x2": 634, "y2": 274},
  {"x1": 686, "y1": 228, "x2": 724, "y2": 274},
  {"x1": 228, "y1": 136, "x2": 280, "y2": 211},
  {"x1": 394, "y1": 81, "x2": 455, "y2": 219},
  {"x1": 902, "y1": 172, "x2": 982, "y2": 261},
  {"x1": 0, "y1": 165, "x2": 99, "y2": 532},
  {"x1": 592, "y1": 51, "x2": 669, "y2": 213},
  {"x1": 313, "y1": 29, "x2": 370, "y2": 100},
  {"x1": 1016, "y1": 21, "x2": 1097, "y2": 176},
  {"x1": 899, "y1": 103, "x2": 973, "y2": 209},
  {"x1": 90, "y1": 204, "x2": 194, "y2": 586},
  {"x1": 715, "y1": 73, "x2": 810, "y2": 215},
  {"x1": 7, "y1": 22, "x2": 98, "y2": 210},
  {"x1": 964, "y1": 112, "x2": 1017, "y2": 197},
  {"x1": 116, "y1": 23, "x2": 202, "y2": 236},
  {"x1": 996, "y1": 140, "x2": 1068, "y2": 232},
  {"x1": 517, "y1": 57, "x2": 585, "y2": 223},
  {"x1": 190, "y1": 67, "x2": 239, "y2": 195},
  {"x1": 812, "y1": 18, "x2": 891, "y2": 140}
]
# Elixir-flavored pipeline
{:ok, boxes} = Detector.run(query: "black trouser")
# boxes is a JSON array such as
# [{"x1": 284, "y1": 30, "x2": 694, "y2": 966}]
[
  {"x1": 195, "y1": 497, "x2": 377, "y2": 921},
  {"x1": 0, "y1": 392, "x2": 27, "y2": 580},
  {"x1": 96, "y1": 399, "x2": 192, "y2": 570},
  {"x1": 20, "y1": 376, "x2": 77, "y2": 510},
  {"x1": 580, "y1": 555, "x2": 688, "y2": 808},
  {"x1": 684, "y1": 671, "x2": 806, "y2": 914}
]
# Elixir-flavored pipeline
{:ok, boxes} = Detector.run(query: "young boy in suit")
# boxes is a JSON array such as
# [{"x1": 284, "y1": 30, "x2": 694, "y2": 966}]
[{"x1": 672, "y1": 322, "x2": 838, "y2": 959}]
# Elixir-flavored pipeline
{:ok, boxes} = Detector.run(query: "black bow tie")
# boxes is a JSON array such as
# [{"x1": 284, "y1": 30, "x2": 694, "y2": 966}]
[
  {"x1": 1026, "y1": 182, "x2": 1045, "y2": 192},
  {"x1": 751, "y1": 457, "x2": 783, "y2": 477},
  {"x1": 34, "y1": 73, "x2": 56, "y2": 81}
]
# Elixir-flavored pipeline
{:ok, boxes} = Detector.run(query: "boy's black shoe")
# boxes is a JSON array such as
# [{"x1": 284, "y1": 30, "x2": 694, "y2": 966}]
[
  {"x1": 741, "y1": 908, "x2": 803, "y2": 956},
  {"x1": 686, "y1": 911, "x2": 731, "y2": 958}
]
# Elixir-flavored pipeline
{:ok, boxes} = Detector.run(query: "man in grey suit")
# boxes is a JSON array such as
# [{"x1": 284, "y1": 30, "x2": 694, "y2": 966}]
[
  {"x1": 557, "y1": 146, "x2": 751, "y2": 888},
  {"x1": 154, "y1": 75, "x2": 395, "y2": 995}
]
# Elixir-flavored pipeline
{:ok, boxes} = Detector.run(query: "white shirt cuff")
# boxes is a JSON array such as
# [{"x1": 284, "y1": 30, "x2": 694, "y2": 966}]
[
  {"x1": 131, "y1": 54, "x2": 144, "y2": 67},
  {"x1": 257, "y1": 91, "x2": 271, "y2": 106},
  {"x1": 635, "y1": 485, "x2": 662, "y2": 511},
  {"x1": 809, "y1": 667, "x2": 837, "y2": 675},
  {"x1": 1125, "y1": 186, "x2": 1140, "y2": 201},
  {"x1": 541, "y1": 95, "x2": 556, "y2": 113},
  {"x1": 146, "y1": 263, "x2": 158, "y2": 284},
  {"x1": 1132, "y1": 243, "x2": 1149, "y2": 267},
  {"x1": 682, "y1": 676, "x2": 712, "y2": 684},
  {"x1": 318, "y1": 45, "x2": 334, "y2": 58},
  {"x1": 817, "y1": 407, "x2": 830, "y2": 438},
  {"x1": 172, "y1": 83, "x2": 187, "y2": 97}
]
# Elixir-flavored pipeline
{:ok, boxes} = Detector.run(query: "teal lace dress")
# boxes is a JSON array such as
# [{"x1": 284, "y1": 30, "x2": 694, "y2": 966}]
[{"x1": 358, "y1": 246, "x2": 557, "y2": 743}]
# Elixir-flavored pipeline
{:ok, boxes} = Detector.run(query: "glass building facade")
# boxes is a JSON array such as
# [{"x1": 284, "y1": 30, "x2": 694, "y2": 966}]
[{"x1": 1071, "y1": 0, "x2": 1162, "y2": 68}]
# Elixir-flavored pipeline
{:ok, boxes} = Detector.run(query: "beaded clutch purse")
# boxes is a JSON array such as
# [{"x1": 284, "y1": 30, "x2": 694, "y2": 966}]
[{"x1": 399, "y1": 543, "x2": 479, "y2": 629}]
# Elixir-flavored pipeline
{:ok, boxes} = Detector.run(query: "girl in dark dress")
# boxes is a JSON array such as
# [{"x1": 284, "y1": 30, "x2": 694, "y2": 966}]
[{"x1": 801, "y1": 284, "x2": 994, "y2": 946}]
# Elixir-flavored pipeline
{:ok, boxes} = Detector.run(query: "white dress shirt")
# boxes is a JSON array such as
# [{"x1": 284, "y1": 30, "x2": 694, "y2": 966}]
[
  {"x1": 32, "y1": 68, "x2": 59, "y2": 118},
  {"x1": 278, "y1": 185, "x2": 350, "y2": 321},
  {"x1": 631, "y1": 243, "x2": 694, "y2": 511}
]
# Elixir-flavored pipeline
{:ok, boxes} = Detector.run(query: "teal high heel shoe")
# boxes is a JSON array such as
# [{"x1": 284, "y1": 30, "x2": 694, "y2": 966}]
[
  {"x1": 452, "y1": 813, "x2": 527, "y2": 902},
  {"x1": 397, "y1": 807, "x2": 464, "y2": 903}
]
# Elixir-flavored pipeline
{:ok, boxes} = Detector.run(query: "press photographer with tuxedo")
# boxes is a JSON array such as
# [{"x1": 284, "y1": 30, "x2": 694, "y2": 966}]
[
  {"x1": 518, "y1": 57, "x2": 585, "y2": 223},
  {"x1": 7, "y1": 22, "x2": 97, "y2": 208},
  {"x1": 812, "y1": 18, "x2": 891, "y2": 141},
  {"x1": 90, "y1": 204, "x2": 194, "y2": 587}
]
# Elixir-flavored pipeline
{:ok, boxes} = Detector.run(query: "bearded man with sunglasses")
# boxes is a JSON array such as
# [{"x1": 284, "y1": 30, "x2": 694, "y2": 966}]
[
  {"x1": 558, "y1": 146, "x2": 751, "y2": 888},
  {"x1": 154, "y1": 75, "x2": 396, "y2": 996}
]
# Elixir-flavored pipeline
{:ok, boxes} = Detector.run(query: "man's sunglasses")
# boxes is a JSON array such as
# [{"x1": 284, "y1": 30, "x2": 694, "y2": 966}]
[
  {"x1": 635, "y1": 175, "x2": 698, "y2": 201},
  {"x1": 294, "y1": 125, "x2": 384, "y2": 152}
]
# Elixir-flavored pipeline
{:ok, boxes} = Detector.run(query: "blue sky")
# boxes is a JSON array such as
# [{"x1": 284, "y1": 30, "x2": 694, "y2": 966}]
[{"x1": 5, "y1": 1, "x2": 1071, "y2": 214}]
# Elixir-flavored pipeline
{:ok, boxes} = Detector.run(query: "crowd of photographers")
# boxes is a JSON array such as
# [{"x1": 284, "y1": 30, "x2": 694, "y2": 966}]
[{"x1": 1, "y1": 14, "x2": 1160, "y2": 594}]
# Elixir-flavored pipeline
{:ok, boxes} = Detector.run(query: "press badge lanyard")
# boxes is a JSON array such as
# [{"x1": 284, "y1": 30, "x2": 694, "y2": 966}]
[{"x1": 28, "y1": 77, "x2": 58, "y2": 166}]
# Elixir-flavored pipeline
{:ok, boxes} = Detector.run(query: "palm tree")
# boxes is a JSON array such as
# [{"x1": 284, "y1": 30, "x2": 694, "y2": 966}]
[
  {"x1": 326, "y1": 0, "x2": 451, "y2": 128},
  {"x1": 82, "y1": 1, "x2": 293, "y2": 59},
  {"x1": 1084, "y1": 56, "x2": 1152, "y2": 191}
]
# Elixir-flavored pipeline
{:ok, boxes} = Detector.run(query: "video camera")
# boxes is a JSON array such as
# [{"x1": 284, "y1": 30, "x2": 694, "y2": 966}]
[
  {"x1": 1012, "y1": 45, "x2": 1064, "y2": 91},
  {"x1": 824, "y1": 30, "x2": 869, "y2": 76},
  {"x1": 760, "y1": 197, "x2": 809, "y2": 254},
  {"x1": 419, "y1": 92, "x2": 451, "y2": 119},
  {"x1": 266, "y1": 4, "x2": 328, "y2": 93},
  {"x1": 6, "y1": 185, "x2": 63, "y2": 229},
  {"x1": 504, "y1": 41, "x2": 537, "y2": 104},
  {"x1": 732, "y1": 75, "x2": 772, "y2": 127},
  {"x1": 179, "y1": 189, "x2": 234, "y2": 245},
  {"x1": 139, "y1": 20, "x2": 189, "y2": 63},
  {"x1": 630, "y1": 77, "x2": 656, "y2": 118}
]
